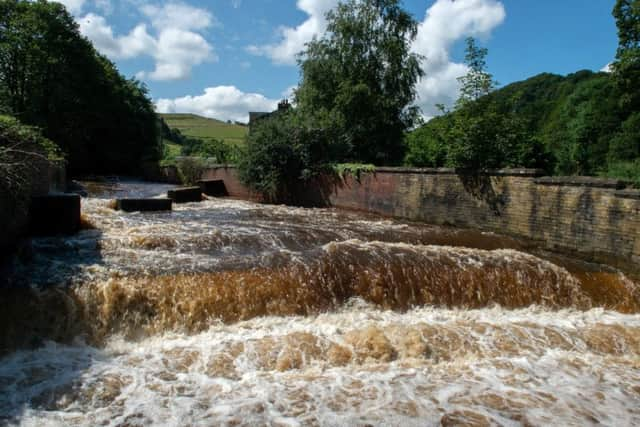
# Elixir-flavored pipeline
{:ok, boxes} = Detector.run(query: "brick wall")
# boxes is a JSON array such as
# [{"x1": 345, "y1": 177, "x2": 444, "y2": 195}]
[{"x1": 198, "y1": 166, "x2": 640, "y2": 273}]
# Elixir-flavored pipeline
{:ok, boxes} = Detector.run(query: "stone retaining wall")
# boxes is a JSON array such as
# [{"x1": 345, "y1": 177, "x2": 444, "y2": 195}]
[
  {"x1": 197, "y1": 166, "x2": 640, "y2": 273},
  {"x1": 1, "y1": 160, "x2": 67, "y2": 256}
]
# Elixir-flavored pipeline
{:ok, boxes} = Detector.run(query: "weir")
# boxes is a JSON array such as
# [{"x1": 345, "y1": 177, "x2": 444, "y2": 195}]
[
  {"x1": 1, "y1": 181, "x2": 639, "y2": 426},
  {"x1": 197, "y1": 165, "x2": 640, "y2": 275}
]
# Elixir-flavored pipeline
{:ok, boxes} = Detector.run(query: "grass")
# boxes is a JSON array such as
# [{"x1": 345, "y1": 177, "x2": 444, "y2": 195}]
[{"x1": 160, "y1": 113, "x2": 248, "y2": 147}]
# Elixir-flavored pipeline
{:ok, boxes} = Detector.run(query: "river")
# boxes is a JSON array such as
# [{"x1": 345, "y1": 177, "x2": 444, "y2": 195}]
[{"x1": 1, "y1": 182, "x2": 639, "y2": 426}]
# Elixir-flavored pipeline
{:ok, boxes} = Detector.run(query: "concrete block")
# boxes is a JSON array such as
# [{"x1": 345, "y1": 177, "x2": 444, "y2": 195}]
[
  {"x1": 168, "y1": 187, "x2": 202, "y2": 203},
  {"x1": 29, "y1": 193, "x2": 81, "y2": 236},
  {"x1": 116, "y1": 198, "x2": 172, "y2": 212},
  {"x1": 198, "y1": 179, "x2": 228, "y2": 197}
]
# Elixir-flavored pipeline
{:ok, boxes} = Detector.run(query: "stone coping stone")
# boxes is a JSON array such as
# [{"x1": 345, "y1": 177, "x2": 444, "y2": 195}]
[
  {"x1": 615, "y1": 189, "x2": 640, "y2": 200},
  {"x1": 116, "y1": 198, "x2": 172, "y2": 212},
  {"x1": 374, "y1": 167, "x2": 456, "y2": 175},
  {"x1": 168, "y1": 187, "x2": 202, "y2": 203},
  {"x1": 534, "y1": 176, "x2": 626, "y2": 189},
  {"x1": 30, "y1": 193, "x2": 81, "y2": 236},
  {"x1": 200, "y1": 165, "x2": 545, "y2": 178},
  {"x1": 197, "y1": 179, "x2": 228, "y2": 197}
]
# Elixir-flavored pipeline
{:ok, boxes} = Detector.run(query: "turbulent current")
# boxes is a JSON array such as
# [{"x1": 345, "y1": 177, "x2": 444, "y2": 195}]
[{"x1": 1, "y1": 182, "x2": 639, "y2": 426}]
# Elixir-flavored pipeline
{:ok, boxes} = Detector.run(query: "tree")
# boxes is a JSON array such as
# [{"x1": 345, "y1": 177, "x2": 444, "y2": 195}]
[
  {"x1": 447, "y1": 37, "x2": 504, "y2": 170},
  {"x1": 610, "y1": 0, "x2": 640, "y2": 176},
  {"x1": 612, "y1": 0, "x2": 640, "y2": 111},
  {"x1": 420, "y1": 37, "x2": 549, "y2": 172},
  {"x1": 295, "y1": 0, "x2": 424, "y2": 165},
  {"x1": 0, "y1": 0, "x2": 161, "y2": 175},
  {"x1": 456, "y1": 37, "x2": 496, "y2": 107},
  {"x1": 238, "y1": 110, "x2": 335, "y2": 203}
]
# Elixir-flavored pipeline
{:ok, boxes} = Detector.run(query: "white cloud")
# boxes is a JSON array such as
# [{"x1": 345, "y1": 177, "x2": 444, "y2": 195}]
[
  {"x1": 247, "y1": 0, "x2": 505, "y2": 117},
  {"x1": 247, "y1": 0, "x2": 338, "y2": 65},
  {"x1": 155, "y1": 86, "x2": 279, "y2": 123},
  {"x1": 77, "y1": 2, "x2": 215, "y2": 81},
  {"x1": 144, "y1": 28, "x2": 213, "y2": 80},
  {"x1": 141, "y1": 2, "x2": 215, "y2": 31},
  {"x1": 79, "y1": 14, "x2": 156, "y2": 59},
  {"x1": 94, "y1": 0, "x2": 113, "y2": 15},
  {"x1": 56, "y1": 0, "x2": 86, "y2": 14},
  {"x1": 413, "y1": 0, "x2": 506, "y2": 118},
  {"x1": 601, "y1": 62, "x2": 613, "y2": 73}
]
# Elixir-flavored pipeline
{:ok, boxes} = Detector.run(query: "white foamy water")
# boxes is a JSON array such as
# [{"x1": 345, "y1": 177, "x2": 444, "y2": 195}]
[
  {"x1": 1, "y1": 182, "x2": 639, "y2": 426},
  {"x1": 2, "y1": 305, "x2": 640, "y2": 426}
]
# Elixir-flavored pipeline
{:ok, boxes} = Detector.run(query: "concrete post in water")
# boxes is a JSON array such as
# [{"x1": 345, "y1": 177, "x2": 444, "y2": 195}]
[
  {"x1": 116, "y1": 198, "x2": 173, "y2": 212},
  {"x1": 168, "y1": 187, "x2": 203, "y2": 203},
  {"x1": 198, "y1": 179, "x2": 228, "y2": 197}
]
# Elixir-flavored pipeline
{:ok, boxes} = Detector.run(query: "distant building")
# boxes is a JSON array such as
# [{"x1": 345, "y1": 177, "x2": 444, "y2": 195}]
[{"x1": 248, "y1": 99, "x2": 291, "y2": 133}]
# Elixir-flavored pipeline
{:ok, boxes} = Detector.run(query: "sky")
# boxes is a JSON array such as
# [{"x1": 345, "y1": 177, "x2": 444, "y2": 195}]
[{"x1": 57, "y1": 0, "x2": 619, "y2": 122}]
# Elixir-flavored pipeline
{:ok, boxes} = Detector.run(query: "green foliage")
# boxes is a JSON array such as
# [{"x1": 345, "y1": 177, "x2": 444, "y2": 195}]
[
  {"x1": 0, "y1": 0, "x2": 161, "y2": 175},
  {"x1": 238, "y1": 111, "x2": 333, "y2": 203},
  {"x1": 609, "y1": 111, "x2": 640, "y2": 163},
  {"x1": 180, "y1": 137, "x2": 232, "y2": 163},
  {"x1": 406, "y1": 38, "x2": 548, "y2": 172},
  {"x1": 0, "y1": 115, "x2": 58, "y2": 204},
  {"x1": 332, "y1": 163, "x2": 376, "y2": 181},
  {"x1": 406, "y1": 69, "x2": 633, "y2": 176},
  {"x1": 160, "y1": 142, "x2": 182, "y2": 167},
  {"x1": 456, "y1": 38, "x2": 497, "y2": 107},
  {"x1": 295, "y1": 0, "x2": 423, "y2": 165},
  {"x1": 175, "y1": 157, "x2": 209, "y2": 185},
  {"x1": 404, "y1": 116, "x2": 450, "y2": 167},
  {"x1": 612, "y1": 0, "x2": 640, "y2": 112},
  {"x1": 604, "y1": 159, "x2": 640, "y2": 187}
]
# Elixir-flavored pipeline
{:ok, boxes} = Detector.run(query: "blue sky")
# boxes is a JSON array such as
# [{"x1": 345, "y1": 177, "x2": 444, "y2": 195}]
[{"x1": 59, "y1": 0, "x2": 618, "y2": 122}]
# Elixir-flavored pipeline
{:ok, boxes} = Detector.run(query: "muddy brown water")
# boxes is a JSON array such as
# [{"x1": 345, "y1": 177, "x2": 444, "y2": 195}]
[{"x1": 1, "y1": 181, "x2": 639, "y2": 426}]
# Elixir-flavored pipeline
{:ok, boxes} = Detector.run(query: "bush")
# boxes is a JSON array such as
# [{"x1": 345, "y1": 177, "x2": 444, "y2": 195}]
[
  {"x1": 181, "y1": 137, "x2": 232, "y2": 163},
  {"x1": 332, "y1": 163, "x2": 376, "y2": 181},
  {"x1": 605, "y1": 160, "x2": 640, "y2": 187},
  {"x1": 0, "y1": 115, "x2": 61, "y2": 196},
  {"x1": 404, "y1": 117, "x2": 449, "y2": 167},
  {"x1": 238, "y1": 111, "x2": 332, "y2": 203},
  {"x1": 176, "y1": 157, "x2": 208, "y2": 185}
]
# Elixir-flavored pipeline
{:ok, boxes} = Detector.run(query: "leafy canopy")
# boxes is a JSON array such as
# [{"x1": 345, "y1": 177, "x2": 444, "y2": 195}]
[
  {"x1": 405, "y1": 38, "x2": 550, "y2": 172},
  {"x1": 295, "y1": 0, "x2": 424, "y2": 165},
  {"x1": 612, "y1": 0, "x2": 640, "y2": 111},
  {"x1": 0, "y1": 0, "x2": 161, "y2": 175},
  {"x1": 238, "y1": 110, "x2": 335, "y2": 203}
]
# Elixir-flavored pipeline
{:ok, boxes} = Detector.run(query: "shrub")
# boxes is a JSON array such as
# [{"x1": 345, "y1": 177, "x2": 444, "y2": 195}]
[
  {"x1": 605, "y1": 160, "x2": 640, "y2": 187},
  {"x1": 332, "y1": 163, "x2": 376, "y2": 181},
  {"x1": 238, "y1": 111, "x2": 332, "y2": 203},
  {"x1": 176, "y1": 157, "x2": 207, "y2": 185},
  {"x1": 0, "y1": 115, "x2": 61, "y2": 196}
]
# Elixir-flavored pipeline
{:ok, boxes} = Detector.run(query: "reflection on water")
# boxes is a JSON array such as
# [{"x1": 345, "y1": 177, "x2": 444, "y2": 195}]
[{"x1": 1, "y1": 181, "x2": 639, "y2": 426}]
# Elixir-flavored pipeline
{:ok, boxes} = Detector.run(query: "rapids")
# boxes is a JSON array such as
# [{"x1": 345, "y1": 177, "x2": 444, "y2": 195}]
[{"x1": 1, "y1": 181, "x2": 639, "y2": 426}]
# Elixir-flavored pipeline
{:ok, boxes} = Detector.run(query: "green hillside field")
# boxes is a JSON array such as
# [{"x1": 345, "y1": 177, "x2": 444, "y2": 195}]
[{"x1": 160, "y1": 113, "x2": 248, "y2": 147}]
